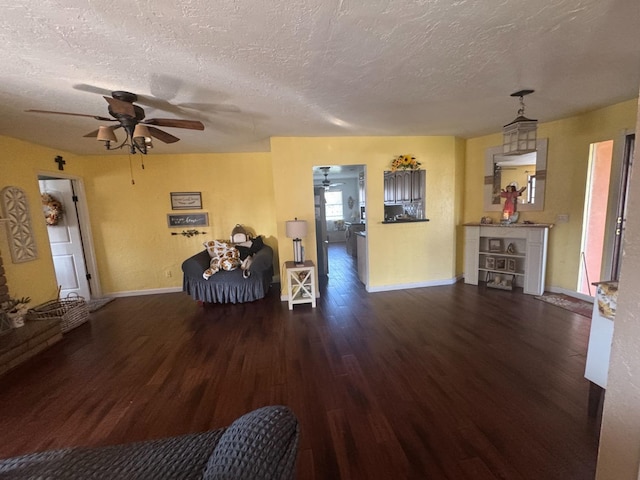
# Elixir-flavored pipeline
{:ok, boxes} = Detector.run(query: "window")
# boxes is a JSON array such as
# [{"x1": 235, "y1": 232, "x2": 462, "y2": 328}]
[
  {"x1": 324, "y1": 191, "x2": 343, "y2": 221},
  {"x1": 527, "y1": 175, "x2": 536, "y2": 203}
]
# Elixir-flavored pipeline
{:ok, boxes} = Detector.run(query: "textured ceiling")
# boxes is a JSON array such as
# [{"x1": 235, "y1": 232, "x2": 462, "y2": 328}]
[{"x1": 0, "y1": 0, "x2": 638, "y2": 155}]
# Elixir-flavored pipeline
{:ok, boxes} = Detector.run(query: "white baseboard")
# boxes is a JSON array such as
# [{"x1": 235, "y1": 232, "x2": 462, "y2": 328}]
[
  {"x1": 106, "y1": 287, "x2": 183, "y2": 298},
  {"x1": 367, "y1": 276, "x2": 459, "y2": 293}
]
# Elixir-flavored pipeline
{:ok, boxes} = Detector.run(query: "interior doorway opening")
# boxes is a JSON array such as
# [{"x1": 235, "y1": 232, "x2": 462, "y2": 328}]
[
  {"x1": 38, "y1": 174, "x2": 100, "y2": 300},
  {"x1": 312, "y1": 164, "x2": 366, "y2": 285},
  {"x1": 578, "y1": 141, "x2": 613, "y2": 295},
  {"x1": 578, "y1": 134, "x2": 635, "y2": 295}
]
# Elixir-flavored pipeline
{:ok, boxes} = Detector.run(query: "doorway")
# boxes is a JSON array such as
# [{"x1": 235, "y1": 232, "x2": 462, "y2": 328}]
[
  {"x1": 38, "y1": 175, "x2": 100, "y2": 299},
  {"x1": 578, "y1": 141, "x2": 613, "y2": 294},
  {"x1": 312, "y1": 165, "x2": 366, "y2": 284},
  {"x1": 578, "y1": 134, "x2": 634, "y2": 294}
]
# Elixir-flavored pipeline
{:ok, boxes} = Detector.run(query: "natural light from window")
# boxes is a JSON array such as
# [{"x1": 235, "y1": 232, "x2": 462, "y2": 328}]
[{"x1": 324, "y1": 191, "x2": 343, "y2": 221}]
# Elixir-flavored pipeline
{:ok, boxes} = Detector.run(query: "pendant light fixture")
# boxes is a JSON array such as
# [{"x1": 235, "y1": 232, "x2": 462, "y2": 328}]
[{"x1": 503, "y1": 89, "x2": 537, "y2": 156}]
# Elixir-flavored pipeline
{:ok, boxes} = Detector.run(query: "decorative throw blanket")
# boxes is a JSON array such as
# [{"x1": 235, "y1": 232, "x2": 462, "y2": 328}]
[{"x1": 202, "y1": 240, "x2": 254, "y2": 280}]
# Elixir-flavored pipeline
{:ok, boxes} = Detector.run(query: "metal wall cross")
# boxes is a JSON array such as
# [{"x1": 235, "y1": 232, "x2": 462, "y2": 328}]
[{"x1": 54, "y1": 156, "x2": 66, "y2": 170}]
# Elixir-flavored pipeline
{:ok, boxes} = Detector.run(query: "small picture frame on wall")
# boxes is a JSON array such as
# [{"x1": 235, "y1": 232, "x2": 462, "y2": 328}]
[
  {"x1": 488, "y1": 238, "x2": 502, "y2": 252},
  {"x1": 485, "y1": 257, "x2": 495, "y2": 269},
  {"x1": 507, "y1": 258, "x2": 517, "y2": 272},
  {"x1": 170, "y1": 192, "x2": 202, "y2": 210},
  {"x1": 496, "y1": 258, "x2": 507, "y2": 270}
]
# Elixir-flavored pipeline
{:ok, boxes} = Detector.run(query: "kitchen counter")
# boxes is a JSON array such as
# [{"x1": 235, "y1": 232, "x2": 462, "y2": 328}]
[{"x1": 382, "y1": 218, "x2": 429, "y2": 224}]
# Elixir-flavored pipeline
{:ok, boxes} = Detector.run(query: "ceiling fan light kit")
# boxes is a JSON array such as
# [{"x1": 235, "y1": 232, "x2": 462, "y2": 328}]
[
  {"x1": 318, "y1": 166, "x2": 344, "y2": 190},
  {"x1": 27, "y1": 90, "x2": 204, "y2": 155}
]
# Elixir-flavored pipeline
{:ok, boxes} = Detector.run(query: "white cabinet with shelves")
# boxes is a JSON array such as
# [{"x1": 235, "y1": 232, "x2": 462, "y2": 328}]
[{"x1": 464, "y1": 224, "x2": 551, "y2": 295}]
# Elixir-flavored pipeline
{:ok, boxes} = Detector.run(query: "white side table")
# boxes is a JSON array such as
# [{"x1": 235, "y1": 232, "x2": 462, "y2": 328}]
[{"x1": 285, "y1": 260, "x2": 316, "y2": 310}]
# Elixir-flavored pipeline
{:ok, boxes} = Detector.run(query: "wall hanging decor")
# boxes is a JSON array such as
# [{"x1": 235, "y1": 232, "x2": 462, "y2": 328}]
[
  {"x1": 0, "y1": 186, "x2": 38, "y2": 263},
  {"x1": 171, "y1": 229, "x2": 208, "y2": 237},
  {"x1": 170, "y1": 192, "x2": 202, "y2": 210},
  {"x1": 391, "y1": 154, "x2": 421, "y2": 171},
  {"x1": 167, "y1": 213, "x2": 209, "y2": 228}
]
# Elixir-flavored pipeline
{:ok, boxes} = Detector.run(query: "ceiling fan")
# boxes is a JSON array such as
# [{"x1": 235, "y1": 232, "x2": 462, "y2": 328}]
[
  {"x1": 316, "y1": 166, "x2": 344, "y2": 190},
  {"x1": 26, "y1": 90, "x2": 205, "y2": 154}
]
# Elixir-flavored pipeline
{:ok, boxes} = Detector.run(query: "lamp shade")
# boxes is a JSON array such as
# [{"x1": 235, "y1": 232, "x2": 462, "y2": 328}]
[
  {"x1": 96, "y1": 126, "x2": 117, "y2": 142},
  {"x1": 286, "y1": 219, "x2": 307, "y2": 239},
  {"x1": 133, "y1": 124, "x2": 152, "y2": 142}
]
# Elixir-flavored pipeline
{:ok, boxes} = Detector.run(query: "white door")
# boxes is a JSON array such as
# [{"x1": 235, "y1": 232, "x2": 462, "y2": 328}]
[{"x1": 39, "y1": 179, "x2": 91, "y2": 299}]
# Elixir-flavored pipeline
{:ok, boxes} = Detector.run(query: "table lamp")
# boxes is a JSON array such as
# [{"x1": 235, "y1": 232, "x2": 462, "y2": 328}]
[{"x1": 286, "y1": 218, "x2": 308, "y2": 266}]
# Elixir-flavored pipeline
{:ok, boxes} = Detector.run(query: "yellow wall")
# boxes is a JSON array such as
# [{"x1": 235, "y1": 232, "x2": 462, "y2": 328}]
[
  {"x1": 464, "y1": 99, "x2": 638, "y2": 291},
  {"x1": 1, "y1": 98, "x2": 637, "y2": 303},
  {"x1": 0, "y1": 136, "x2": 83, "y2": 304},
  {"x1": 270, "y1": 136, "x2": 461, "y2": 292},
  {"x1": 0, "y1": 137, "x2": 276, "y2": 298},
  {"x1": 81, "y1": 151, "x2": 276, "y2": 294}
]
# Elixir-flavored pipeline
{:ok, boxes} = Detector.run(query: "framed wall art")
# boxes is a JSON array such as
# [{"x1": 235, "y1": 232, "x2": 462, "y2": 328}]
[
  {"x1": 507, "y1": 258, "x2": 517, "y2": 272},
  {"x1": 167, "y1": 213, "x2": 209, "y2": 228},
  {"x1": 488, "y1": 238, "x2": 502, "y2": 252},
  {"x1": 496, "y1": 258, "x2": 507, "y2": 270},
  {"x1": 485, "y1": 257, "x2": 495, "y2": 270},
  {"x1": 170, "y1": 192, "x2": 202, "y2": 210}
]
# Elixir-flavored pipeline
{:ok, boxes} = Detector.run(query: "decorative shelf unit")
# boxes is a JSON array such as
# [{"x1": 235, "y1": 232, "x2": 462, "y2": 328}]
[
  {"x1": 285, "y1": 260, "x2": 316, "y2": 310},
  {"x1": 464, "y1": 223, "x2": 552, "y2": 295}
]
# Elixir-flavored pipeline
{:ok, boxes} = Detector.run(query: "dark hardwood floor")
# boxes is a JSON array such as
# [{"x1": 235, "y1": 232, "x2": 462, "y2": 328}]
[{"x1": 0, "y1": 243, "x2": 599, "y2": 479}]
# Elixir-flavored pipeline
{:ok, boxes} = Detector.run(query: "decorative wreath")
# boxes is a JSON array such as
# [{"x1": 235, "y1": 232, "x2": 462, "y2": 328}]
[{"x1": 41, "y1": 193, "x2": 63, "y2": 226}]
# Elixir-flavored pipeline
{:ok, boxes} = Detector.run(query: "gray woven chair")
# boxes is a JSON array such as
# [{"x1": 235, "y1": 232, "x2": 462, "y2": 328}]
[{"x1": 0, "y1": 405, "x2": 299, "y2": 479}]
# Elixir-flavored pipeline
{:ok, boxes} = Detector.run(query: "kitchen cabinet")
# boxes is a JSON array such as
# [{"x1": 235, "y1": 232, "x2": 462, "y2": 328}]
[
  {"x1": 395, "y1": 171, "x2": 412, "y2": 202},
  {"x1": 384, "y1": 172, "x2": 396, "y2": 204},
  {"x1": 411, "y1": 170, "x2": 426, "y2": 201},
  {"x1": 345, "y1": 222, "x2": 365, "y2": 257},
  {"x1": 358, "y1": 171, "x2": 365, "y2": 205},
  {"x1": 384, "y1": 170, "x2": 425, "y2": 204},
  {"x1": 464, "y1": 224, "x2": 551, "y2": 295}
]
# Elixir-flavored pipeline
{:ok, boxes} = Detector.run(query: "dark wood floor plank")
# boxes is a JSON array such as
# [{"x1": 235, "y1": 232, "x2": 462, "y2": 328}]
[{"x1": 0, "y1": 243, "x2": 599, "y2": 479}]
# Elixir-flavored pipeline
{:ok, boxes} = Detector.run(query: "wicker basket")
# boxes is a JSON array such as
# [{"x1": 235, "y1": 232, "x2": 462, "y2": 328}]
[{"x1": 27, "y1": 293, "x2": 89, "y2": 333}]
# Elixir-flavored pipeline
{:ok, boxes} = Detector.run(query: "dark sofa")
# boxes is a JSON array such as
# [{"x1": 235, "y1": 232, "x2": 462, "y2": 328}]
[
  {"x1": 182, "y1": 243, "x2": 273, "y2": 304},
  {"x1": 0, "y1": 405, "x2": 299, "y2": 479}
]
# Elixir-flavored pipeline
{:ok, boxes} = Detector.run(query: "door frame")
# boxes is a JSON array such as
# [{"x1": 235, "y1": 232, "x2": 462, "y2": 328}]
[
  {"x1": 37, "y1": 171, "x2": 102, "y2": 299},
  {"x1": 600, "y1": 131, "x2": 635, "y2": 281}
]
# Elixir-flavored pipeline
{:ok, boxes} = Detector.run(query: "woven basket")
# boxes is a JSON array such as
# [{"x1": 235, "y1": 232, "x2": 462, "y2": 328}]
[{"x1": 27, "y1": 293, "x2": 89, "y2": 333}]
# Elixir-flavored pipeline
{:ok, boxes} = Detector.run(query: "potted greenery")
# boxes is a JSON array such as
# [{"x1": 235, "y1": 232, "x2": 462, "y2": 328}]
[{"x1": 1, "y1": 296, "x2": 31, "y2": 328}]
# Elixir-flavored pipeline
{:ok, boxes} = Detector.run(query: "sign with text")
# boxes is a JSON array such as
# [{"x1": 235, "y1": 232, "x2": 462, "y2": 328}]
[
  {"x1": 167, "y1": 213, "x2": 209, "y2": 228},
  {"x1": 170, "y1": 191, "x2": 202, "y2": 210}
]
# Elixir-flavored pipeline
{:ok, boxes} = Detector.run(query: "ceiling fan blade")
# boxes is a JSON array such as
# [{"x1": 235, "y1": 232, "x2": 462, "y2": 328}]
[
  {"x1": 147, "y1": 126, "x2": 180, "y2": 144},
  {"x1": 178, "y1": 102, "x2": 241, "y2": 113},
  {"x1": 26, "y1": 109, "x2": 113, "y2": 122},
  {"x1": 144, "y1": 118, "x2": 205, "y2": 130},
  {"x1": 103, "y1": 96, "x2": 136, "y2": 116},
  {"x1": 73, "y1": 83, "x2": 114, "y2": 96}
]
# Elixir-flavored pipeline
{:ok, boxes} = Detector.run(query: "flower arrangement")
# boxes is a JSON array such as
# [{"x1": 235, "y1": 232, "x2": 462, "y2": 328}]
[
  {"x1": 1, "y1": 296, "x2": 31, "y2": 328},
  {"x1": 391, "y1": 154, "x2": 421, "y2": 171},
  {"x1": 42, "y1": 193, "x2": 63, "y2": 226}
]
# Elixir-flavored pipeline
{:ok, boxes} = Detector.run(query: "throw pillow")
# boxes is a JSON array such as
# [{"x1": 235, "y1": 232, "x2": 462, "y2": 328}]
[
  {"x1": 236, "y1": 245, "x2": 251, "y2": 261},
  {"x1": 248, "y1": 235, "x2": 264, "y2": 255}
]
